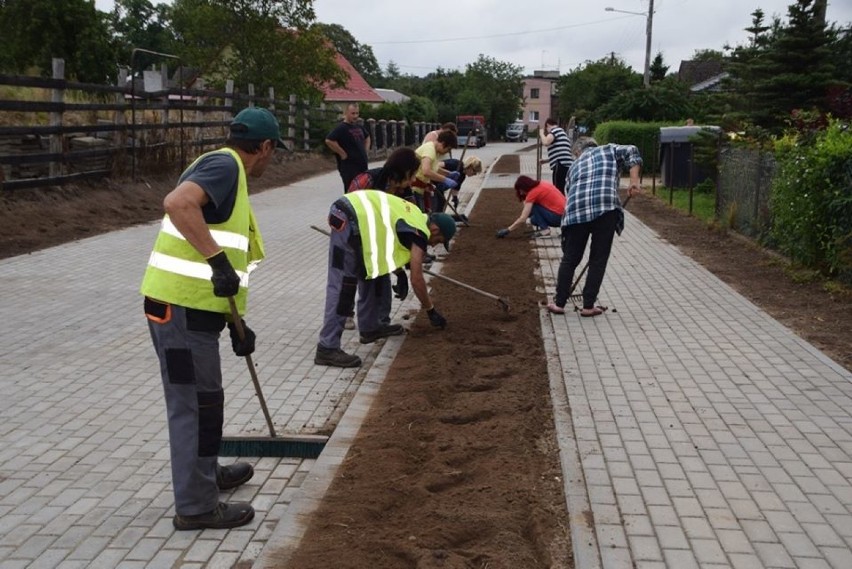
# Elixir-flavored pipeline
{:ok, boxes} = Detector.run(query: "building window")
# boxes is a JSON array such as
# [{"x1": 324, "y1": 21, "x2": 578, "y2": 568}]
[
  {"x1": 529, "y1": 111, "x2": 539, "y2": 122},
  {"x1": 530, "y1": 88, "x2": 540, "y2": 99}
]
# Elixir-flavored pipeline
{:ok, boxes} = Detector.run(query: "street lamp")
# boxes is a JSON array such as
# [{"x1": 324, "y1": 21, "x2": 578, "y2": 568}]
[{"x1": 605, "y1": 1, "x2": 655, "y2": 88}]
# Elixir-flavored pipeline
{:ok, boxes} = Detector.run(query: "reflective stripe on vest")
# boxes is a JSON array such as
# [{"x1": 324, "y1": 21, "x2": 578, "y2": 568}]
[
  {"x1": 139, "y1": 148, "x2": 264, "y2": 315},
  {"x1": 345, "y1": 190, "x2": 429, "y2": 279}
]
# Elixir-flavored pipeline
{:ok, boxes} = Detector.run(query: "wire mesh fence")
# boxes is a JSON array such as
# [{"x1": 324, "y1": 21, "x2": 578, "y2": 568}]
[{"x1": 716, "y1": 146, "x2": 776, "y2": 238}]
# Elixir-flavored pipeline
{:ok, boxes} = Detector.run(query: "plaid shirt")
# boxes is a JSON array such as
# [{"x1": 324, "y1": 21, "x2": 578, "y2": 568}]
[{"x1": 563, "y1": 143, "x2": 642, "y2": 235}]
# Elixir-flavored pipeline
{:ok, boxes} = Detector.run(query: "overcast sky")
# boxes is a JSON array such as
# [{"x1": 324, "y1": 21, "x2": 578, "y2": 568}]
[{"x1": 96, "y1": 0, "x2": 852, "y2": 77}]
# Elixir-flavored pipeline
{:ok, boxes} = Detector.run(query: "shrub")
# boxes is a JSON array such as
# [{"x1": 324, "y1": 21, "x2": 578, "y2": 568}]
[
  {"x1": 770, "y1": 119, "x2": 852, "y2": 281},
  {"x1": 593, "y1": 120, "x2": 672, "y2": 174}
]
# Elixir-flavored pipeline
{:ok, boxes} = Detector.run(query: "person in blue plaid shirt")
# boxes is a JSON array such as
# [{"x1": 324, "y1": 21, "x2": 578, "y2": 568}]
[{"x1": 547, "y1": 137, "x2": 642, "y2": 317}]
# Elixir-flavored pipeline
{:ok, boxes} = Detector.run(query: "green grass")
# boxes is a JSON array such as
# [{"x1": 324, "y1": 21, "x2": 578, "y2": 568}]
[{"x1": 651, "y1": 187, "x2": 716, "y2": 222}]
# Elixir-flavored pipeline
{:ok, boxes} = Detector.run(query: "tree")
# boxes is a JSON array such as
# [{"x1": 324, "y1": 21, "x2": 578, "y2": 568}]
[
  {"x1": 597, "y1": 80, "x2": 695, "y2": 123},
  {"x1": 0, "y1": 0, "x2": 115, "y2": 82},
  {"x1": 690, "y1": 49, "x2": 725, "y2": 62},
  {"x1": 412, "y1": 68, "x2": 465, "y2": 122},
  {"x1": 723, "y1": 8, "x2": 777, "y2": 128},
  {"x1": 556, "y1": 55, "x2": 641, "y2": 120},
  {"x1": 109, "y1": 0, "x2": 177, "y2": 70},
  {"x1": 169, "y1": 0, "x2": 344, "y2": 100},
  {"x1": 649, "y1": 52, "x2": 669, "y2": 83},
  {"x1": 725, "y1": 1, "x2": 837, "y2": 132},
  {"x1": 313, "y1": 23, "x2": 382, "y2": 85},
  {"x1": 459, "y1": 55, "x2": 524, "y2": 137}
]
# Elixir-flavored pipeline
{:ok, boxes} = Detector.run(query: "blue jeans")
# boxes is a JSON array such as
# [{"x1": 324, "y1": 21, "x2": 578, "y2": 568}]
[{"x1": 529, "y1": 204, "x2": 562, "y2": 229}]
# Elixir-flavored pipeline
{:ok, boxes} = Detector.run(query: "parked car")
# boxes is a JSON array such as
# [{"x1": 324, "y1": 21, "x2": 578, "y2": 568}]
[{"x1": 505, "y1": 122, "x2": 528, "y2": 142}]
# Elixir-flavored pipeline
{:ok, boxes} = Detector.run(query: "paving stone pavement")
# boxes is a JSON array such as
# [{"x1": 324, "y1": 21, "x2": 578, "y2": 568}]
[
  {"x1": 522, "y1": 153, "x2": 852, "y2": 569},
  {"x1": 1, "y1": 145, "x2": 851, "y2": 569}
]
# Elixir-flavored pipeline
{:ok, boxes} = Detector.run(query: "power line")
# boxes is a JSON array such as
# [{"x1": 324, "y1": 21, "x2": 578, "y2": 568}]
[{"x1": 369, "y1": 16, "x2": 632, "y2": 46}]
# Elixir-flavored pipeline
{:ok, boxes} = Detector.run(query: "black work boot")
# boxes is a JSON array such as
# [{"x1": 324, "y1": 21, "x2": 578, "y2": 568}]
[
  {"x1": 173, "y1": 501, "x2": 255, "y2": 531},
  {"x1": 314, "y1": 346, "x2": 362, "y2": 368},
  {"x1": 359, "y1": 324, "x2": 405, "y2": 344},
  {"x1": 217, "y1": 462, "x2": 254, "y2": 490}
]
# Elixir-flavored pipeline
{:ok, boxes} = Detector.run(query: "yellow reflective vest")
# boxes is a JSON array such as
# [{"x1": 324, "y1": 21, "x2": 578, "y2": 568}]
[
  {"x1": 345, "y1": 190, "x2": 429, "y2": 279},
  {"x1": 140, "y1": 148, "x2": 265, "y2": 315}
]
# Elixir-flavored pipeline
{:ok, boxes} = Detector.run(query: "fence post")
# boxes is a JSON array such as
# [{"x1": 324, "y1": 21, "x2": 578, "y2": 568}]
[
  {"x1": 303, "y1": 99, "x2": 311, "y2": 151},
  {"x1": 389, "y1": 120, "x2": 397, "y2": 148},
  {"x1": 248, "y1": 84, "x2": 255, "y2": 107},
  {"x1": 715, "y1": 135, "x2": 722, "y2": 218},
  {"x1": 50, "y1": 58, "x2": 64, "y2": 179},
  {"x1": 160, "y1": 64, "x2": 170, "y2": 153},
  {"x1": 225, "y1": 80, "x2": 234, "y2": 141},
  {"x1": 400, "y1": 121, "x2": 407, "y2": 147},
  {"x1": 115, "y1": 67, "x2": 128, "y2": 156},
  {"x1": 688, "y1": 142, "x2": 694, "y2": 215},
  {"x1": 377, "y1": 119, "x2": 386, "y2": 150},
  {"x1": 195, "y1": 78, "x2": 205, "y2": 155},
  {"x1": 754, "y1": 150, "x2": 762, "y2": 221},
  {"x1": 288, "y1": 94, "x2": 297, "y2": 152},
  {"x1": 366, "y1": 118, "x2": 376, "y2": 156}
]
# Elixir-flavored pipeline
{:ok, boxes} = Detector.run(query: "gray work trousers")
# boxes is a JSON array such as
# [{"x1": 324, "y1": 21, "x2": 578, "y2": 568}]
[
  {"x1": 317, "y1": 203, "x2": 384, "y2": 349},
  {"x1": 145, "y1": 299, "x2": 225, "y2": 516}
]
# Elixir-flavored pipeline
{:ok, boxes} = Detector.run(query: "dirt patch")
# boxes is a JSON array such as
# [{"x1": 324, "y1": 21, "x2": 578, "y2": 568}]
[
  {"x1": 278, "y1": 183, "x2": 572, "y2": 568},
  {"x1": 0, "y1": 152, "x2": 337, "y2": 260}
]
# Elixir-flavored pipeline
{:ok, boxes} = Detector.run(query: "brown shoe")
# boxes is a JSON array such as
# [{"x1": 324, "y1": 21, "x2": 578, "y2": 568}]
[
  {"x1": 173, "y1": 501, "x2": 255, "y2": 531},
  {"x1": 217, "y1": 462, "x2": 254, "y2": 490}
]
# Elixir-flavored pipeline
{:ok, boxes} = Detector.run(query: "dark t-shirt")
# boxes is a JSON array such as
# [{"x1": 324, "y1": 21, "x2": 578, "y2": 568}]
[
  {"x1": 396, "y1": 219, "x2": 427, "y2": 253},
  {"x1": 327, "y1": 121, "x2": 369, "y2": 170},
  {"x1": 178, "y1": 152, "x2": 240, "y2": 224}
]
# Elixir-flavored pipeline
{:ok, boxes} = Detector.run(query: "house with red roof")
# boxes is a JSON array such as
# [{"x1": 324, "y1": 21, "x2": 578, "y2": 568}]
[{"x1": 322, "y1": 52, "x2": 384, "y2": 105}]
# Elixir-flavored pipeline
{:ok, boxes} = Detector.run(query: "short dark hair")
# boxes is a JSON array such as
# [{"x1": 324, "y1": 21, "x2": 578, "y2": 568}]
[
  {"x1": 437, "y1": 130, "x2": 457, "y2": 148},
  {"x1": 441, "y1": 122, "x2": 457, "y2": 133},
  {"x1": 545, "y1": 117, "x2": 558, "y2": 127},
  {"x1": 378, "y1": 147, "x2": 419, "y2": 187},
  {"x1": 226, "y1": 137, "x2": 267, "y2": 154}
]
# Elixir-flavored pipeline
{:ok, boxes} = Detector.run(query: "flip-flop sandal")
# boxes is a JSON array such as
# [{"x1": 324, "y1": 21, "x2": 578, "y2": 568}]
[
  {"x1": 580, "y1": 306, "x2": 604, "y2": 317},
  {"x1": 543, "y1": 301, "x2": 565, "y2": 314}
]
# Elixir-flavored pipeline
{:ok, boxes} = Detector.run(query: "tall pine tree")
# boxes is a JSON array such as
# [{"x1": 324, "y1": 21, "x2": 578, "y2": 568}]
[
  {"x1": 725, "y1": 0, "x2": 836, "y2": 132},
  {"x1": 756, "y1": 0, "x2": 834, "y2": 129}
]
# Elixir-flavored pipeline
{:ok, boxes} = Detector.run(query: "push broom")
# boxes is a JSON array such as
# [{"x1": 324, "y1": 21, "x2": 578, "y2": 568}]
[{"x1": 219, "y1": 297, "x2": 327, "y2": 458}]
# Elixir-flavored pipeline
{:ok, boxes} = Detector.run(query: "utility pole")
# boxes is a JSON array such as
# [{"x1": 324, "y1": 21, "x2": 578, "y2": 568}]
[
  {"x1": 814, "y1": 0, "x2": 827, "y2": 25},
  {"x1": 643, "y1": 0, "x2": 655, "y2": 88}
]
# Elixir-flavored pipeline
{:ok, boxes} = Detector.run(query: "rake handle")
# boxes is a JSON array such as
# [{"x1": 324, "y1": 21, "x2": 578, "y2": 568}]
[{"x1": 228, "y1": 297, "x2": 277, "y2": 439}]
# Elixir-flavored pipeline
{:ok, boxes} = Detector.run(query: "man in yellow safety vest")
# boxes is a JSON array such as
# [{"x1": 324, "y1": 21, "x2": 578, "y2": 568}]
[{"x1": 140, "y1": 107, "x2": 284, "y2": 531}]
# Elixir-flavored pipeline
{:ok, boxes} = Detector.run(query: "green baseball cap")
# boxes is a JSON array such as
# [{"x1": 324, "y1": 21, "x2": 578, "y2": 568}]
[
  {"x1": 230, "y1": 107, "x2": 286, "y2": 148},
  {"x1": 428, "y1": 212, "x2": 456, "y2": 252}
]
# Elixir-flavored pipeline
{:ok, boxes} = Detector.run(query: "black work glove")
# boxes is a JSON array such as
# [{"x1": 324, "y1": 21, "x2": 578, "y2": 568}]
[
  {"x1": 427, "y1": 306, "x2": 447, "y2": 329},
  {"x1": 392, "y1": 269, "x2": 409, "y2": 300},
  {"x1": 207, "y1": 251, "x2": 240, "y2": 297},
  {"x1": 496, "y1": 228, "x2": 510, "y2": 238},
  {"x1": 227, "y1": 319, "x2": 256, "y2": 356}
]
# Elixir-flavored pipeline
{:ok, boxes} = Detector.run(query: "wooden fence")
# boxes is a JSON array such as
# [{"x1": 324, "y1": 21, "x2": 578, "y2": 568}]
[{"x1": 0, "y1": 58, "x2": 439, "y2": 191}]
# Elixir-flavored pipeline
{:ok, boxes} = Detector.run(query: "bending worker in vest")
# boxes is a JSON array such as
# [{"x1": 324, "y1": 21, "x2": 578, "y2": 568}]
[
  {"x1": 315, "y1": 190, "x2": 457, "y2": 368},
  {"x1": 140, "y1": 107, "x2": 285, "y2": 531}
]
